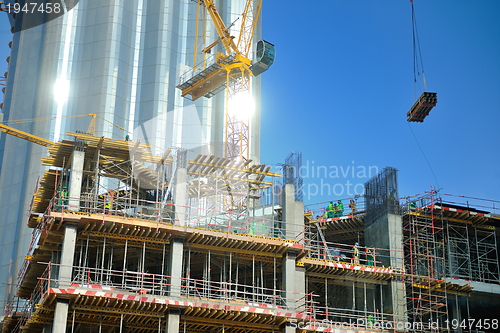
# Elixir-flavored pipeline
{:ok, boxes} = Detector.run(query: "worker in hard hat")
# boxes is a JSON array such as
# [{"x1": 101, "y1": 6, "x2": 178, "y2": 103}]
[
  {"x1": 331, "y1": 203, "x2": 338, "y2": 218},
  {"x1": 349, "y1": 199, "x2": 357, "y2": 214},
  {"x1": 337, "y1": 200, "x2": 344, "y2": 217},
  {"x1": 365, "y1": 247, "x2": 373, "y2": 266},
  {"x1": 248, "y1": 221, "x2": 257, "y2": 236},
  {"x1": 352, "y1": 242, "x2": 360, "y2": 264},
  {"x1": 104, "y1": 189, "x2": 114, "y2": 214},
  {"x1": 58, "y1": 185, "x2": 68, "y2": 211},
  {"x1": 326, "y1": 201, "x2": 334, "y2": 218},
  {"x1": 324, "y1": 201, "x2": 333, "y2": 218},
  {"x1": 367, "y1": 314, "x2": 374, "y2": 327}
]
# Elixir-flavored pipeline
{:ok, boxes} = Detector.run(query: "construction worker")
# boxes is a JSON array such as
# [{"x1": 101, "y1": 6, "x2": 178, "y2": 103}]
[
  {"x1": 58, "y1": 185, "x2": 68, "y2": 211},
  {"x1": 104, "y1": 201, "x2": 112, "y2": 213},
  {"x1": 125, "y1": 135, "x2": 130, "y2": 141},
  {"x1": 349, "y1": 198, "x2": 357, "y2": 214},
  {"x1": 337, "y1": 200, "x2": 344, "y2": 217},
  {"x1": 331, "y1": 203, "x2": 338, "y2": 218},
  {"x1": 365, "y1": 247, "x2": 373, "y2": 266},
  {"x1": 248, "y1": 221, "x2": 257, "y2": 236},
  {"x1": 104, "y1": 190, "x2": 114, "y2": 214},
  {"x1": 367, "y1": 314, "x2": 374, "y2": 327},
  {"x1": 352, "y1": 242, "x2": 359, "y2": 264},
  {"x1": 326, "y1": 201, "x2": 334, "y2": 218}
]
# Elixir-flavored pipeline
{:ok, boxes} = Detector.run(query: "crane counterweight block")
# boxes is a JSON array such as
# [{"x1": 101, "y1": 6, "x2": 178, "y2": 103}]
[{"x1": 407, "y1": 92, "x2": 438, "y2": 123}]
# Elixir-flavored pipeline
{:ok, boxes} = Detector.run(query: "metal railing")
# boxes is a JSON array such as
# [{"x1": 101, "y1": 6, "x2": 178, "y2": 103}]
[
  {"x1": 311, "y1": 306, "x2": 407, "y2": 331},
  {"x1": 32, "y1": 263, "x2": 311, "y2": 312},
  {"x1": 305, "y1": 197, "x2": 365, "y2": 220},
  {"x1": 305, "y1": 239, "x2": 404, "y2": 269},
  {"x1": 47, "y1": 193, "x2": 306, "y2": 244}
]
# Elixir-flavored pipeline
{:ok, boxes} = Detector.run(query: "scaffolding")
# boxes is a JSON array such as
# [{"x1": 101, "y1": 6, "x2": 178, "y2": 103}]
[
  {"x1": 2, "y1": 134, "x2": 411, "y2": 333},
  {"x1": 304, "y1": 193, "x2": 407, "y2": 331},
  {"x1": 403, "y1": 190, "x2": 448, "y2": 330},
  {"x1": 437, "y1": 195, "x2": 500, "y2": 285},
  {"x1": 5, "y1": 133, "x2": 500, "y2": 332},
  {"x1": 402, "y1": 191, "x2": 500, "y2": 331},
  {"x1": 403, "y1": 192, "x2": 500, "y2": 287}
]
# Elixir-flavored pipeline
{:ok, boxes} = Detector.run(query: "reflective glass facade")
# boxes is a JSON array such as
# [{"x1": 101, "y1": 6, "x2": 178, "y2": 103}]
[{"x1": 0, "y1": 0, "x2": 261, "y2": 311}]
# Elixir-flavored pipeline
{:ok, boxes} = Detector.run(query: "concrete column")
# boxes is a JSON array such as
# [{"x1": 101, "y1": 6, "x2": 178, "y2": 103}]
[
  {"x1": 59, "y1": 223, "x2": 78, "y2": 287},
  {"x1": 282, "y1": 252, "x2": 296, "y2": 306},
  {"x1": 169, "y1": 238, "x2": 184, "y2": 297},
  {"x1": 68, "y1": 149, "x2": 85, "y2": 210},
  {"x1": 282, "y1": 251, "x2": 305, "y2": 312},
  {"x1": 52, "y1": 299, "x2": 69, "y2": 333},
  {"x1": 281, "y1": 183, "x2": 306, "y2": 315},
  {"x1": 281, "y1": 184, "x2": 304, "y2": 240},
  {"x1": 365, "y1": 213, "x2": 406, "y2": 320},
  {"x1": 165, "y1": 309, "x2": 180, "y2": 333},
  {"x1": 174, "y1": 168, "x2": 187, "y2": 226}
]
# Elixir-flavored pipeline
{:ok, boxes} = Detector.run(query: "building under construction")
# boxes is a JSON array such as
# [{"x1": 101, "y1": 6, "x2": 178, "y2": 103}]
[{"x1": 1, "y1": 134, "x2": 499, "y2": 333}]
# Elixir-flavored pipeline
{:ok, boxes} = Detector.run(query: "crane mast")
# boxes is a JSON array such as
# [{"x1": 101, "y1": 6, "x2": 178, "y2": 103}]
[{"x1": 177, "y1": 0, "x2": 274, "y2": 160}]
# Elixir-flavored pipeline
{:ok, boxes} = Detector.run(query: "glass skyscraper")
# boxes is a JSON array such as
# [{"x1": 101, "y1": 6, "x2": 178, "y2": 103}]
[{"x1": 0, "y1": 0, "x2": 262, "y2": 312}]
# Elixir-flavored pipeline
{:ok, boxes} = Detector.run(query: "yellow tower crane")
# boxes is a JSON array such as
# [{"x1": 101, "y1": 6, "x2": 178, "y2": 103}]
[
  {"x1": 0, "y1": 122, "x2": 54, "y2": 147},
  {"x1": 177, "y1": 0, "x2": 274, "y2": 160},
  {"x1": 0, "y1": 113, "x2": 130, "y2": 146}
]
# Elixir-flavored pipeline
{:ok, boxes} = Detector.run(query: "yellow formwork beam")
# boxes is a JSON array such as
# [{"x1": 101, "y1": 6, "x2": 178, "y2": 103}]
[
  {"x1": 188, "y1": 159, "x2": 281, "y2": 178},
  {"x1": 72, "y1": 304, "x2": 162, "y2": 317},
  {"x1": 184, "y1": 314, "x2": 280, "y2": 331},
  {"x1": 406, "y1": 211, "x2": 494, "y2": 229},
  {"x1": 189, "y1": 243, "x2": 284, "y2": 258}
]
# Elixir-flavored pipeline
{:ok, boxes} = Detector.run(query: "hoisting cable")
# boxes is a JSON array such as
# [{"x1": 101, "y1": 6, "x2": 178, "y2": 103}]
[
  {"x1": 411, "y1": 0, "x2": 427, "y2": 98},
  {"x1": 408, "y1": 1, "x2": 439, "y2": 189},
  {"x1": 407, "y1": 122, "x2": 440, "y2": 190}
]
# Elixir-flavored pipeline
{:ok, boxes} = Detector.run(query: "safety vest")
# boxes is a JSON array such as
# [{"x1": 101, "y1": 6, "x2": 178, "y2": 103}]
[
  {"x1": 338, "y1": 203, "x2": 343, "y2": 211},
  {"x1": 354, "y1": 246, "x2": 359, "y2": 256},
  {"x1": 327, "y1": 204, "x2": 333, "y2": 211}
]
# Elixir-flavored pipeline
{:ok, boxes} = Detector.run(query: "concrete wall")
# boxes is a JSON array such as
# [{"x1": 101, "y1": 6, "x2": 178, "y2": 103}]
[
  {"x1": 281, "y1": 184, "x2": 304, "y2": 241},
  {"x1": 365, "y1": 213, "x2": 406, "y2": 319}
]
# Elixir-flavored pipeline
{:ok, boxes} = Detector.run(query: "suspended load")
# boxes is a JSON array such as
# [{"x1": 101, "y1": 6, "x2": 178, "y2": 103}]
[
  {"x1": 407, "y1": 92, "x2": 437, "y2": 123},
  {"x1": 250, "y1": 40, "x2": 275, "y2": 77}
]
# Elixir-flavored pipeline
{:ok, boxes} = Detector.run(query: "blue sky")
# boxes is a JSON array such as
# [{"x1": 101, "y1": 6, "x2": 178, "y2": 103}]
[
  {"x1": 0, "y1": 1, "x2": 498, "y2": 209},
  {"x1": 260, "y1": 0, "x2": 500, "y2": 207}
]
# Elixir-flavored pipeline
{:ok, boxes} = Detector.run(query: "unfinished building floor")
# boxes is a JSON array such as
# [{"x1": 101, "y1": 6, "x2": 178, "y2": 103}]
[{"x1": 2, "y1": 137, "x2": 500, "y2": 333}]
